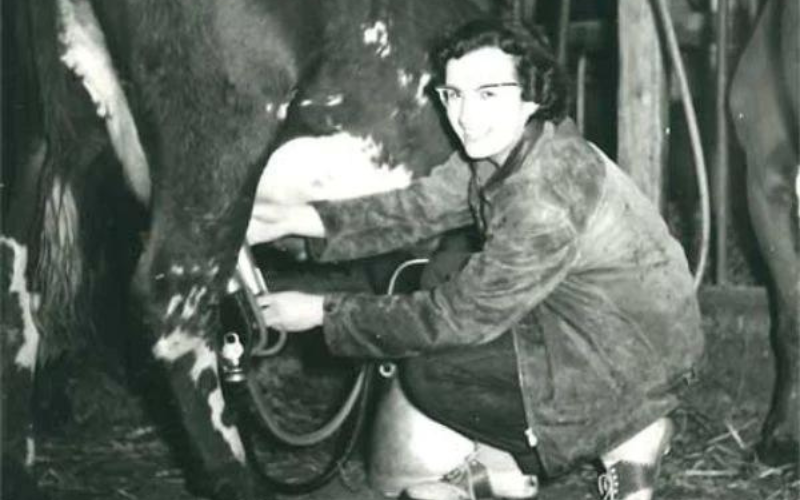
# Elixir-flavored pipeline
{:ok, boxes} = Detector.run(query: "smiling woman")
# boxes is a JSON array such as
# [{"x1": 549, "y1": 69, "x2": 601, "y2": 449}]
[
  {"x1": 435, "y1": 48, "x2": 535, "y2": 165},
  {"x1": 250, "y1": 18, "x2": 704, "y2": 500}
]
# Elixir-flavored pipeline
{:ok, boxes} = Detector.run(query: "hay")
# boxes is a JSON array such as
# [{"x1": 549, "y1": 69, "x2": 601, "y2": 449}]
[
  {"x1": 661, "y1": 406, "x2": 799, "y2": 500},
  {"x1": 32, "y1": 344, "x2": 799, "y2": 500}
]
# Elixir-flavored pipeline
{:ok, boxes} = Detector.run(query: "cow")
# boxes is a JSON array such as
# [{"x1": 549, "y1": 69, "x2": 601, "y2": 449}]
[
  {"x1": 729, "y1": 0, "x2": 799, "y2": 467},
  {"x1": 2, "y1": 0, "x2": 501, "y2": 498}
]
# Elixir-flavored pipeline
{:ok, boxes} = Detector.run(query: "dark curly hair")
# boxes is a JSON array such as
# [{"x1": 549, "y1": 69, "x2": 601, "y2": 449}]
[{"x1": 434, "y1": 19, "x2": 570, "y2": 122}]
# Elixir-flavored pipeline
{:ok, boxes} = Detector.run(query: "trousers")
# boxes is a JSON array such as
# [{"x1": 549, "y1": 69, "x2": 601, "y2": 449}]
[{"x1": 399, "y1": 331, "x2": 544, "y2": 476}]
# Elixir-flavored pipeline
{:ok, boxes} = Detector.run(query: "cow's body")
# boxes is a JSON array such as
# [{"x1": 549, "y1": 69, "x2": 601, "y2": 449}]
[
  {"x1": 729, "y1": 0, "x2": 799, "y2": 466},
  {"x1": 2, "y1": 1, "x2": 495, "y2": 498}
]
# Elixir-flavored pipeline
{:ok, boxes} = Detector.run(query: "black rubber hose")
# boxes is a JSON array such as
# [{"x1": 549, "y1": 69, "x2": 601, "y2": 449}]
[{"x1": 238, "y1": 363, "x2": 376, "y2": 495}]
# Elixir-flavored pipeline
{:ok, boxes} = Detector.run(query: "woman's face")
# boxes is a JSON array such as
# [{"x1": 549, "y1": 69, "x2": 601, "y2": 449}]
[{"x1": 440, "y1": 47, "x2": 539, "y2": 165}]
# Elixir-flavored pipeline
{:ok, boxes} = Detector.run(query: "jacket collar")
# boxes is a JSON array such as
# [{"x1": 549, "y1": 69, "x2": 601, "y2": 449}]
[
  {"x1": 477, "y1": 119, "x2": 546, "y2": 193},
  {"x1": 476, "y1": 118, "x2": 581, "y2": 194}
]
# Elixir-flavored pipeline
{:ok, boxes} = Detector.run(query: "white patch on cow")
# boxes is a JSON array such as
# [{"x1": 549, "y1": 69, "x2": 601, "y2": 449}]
[
  {"x1": 25, "y1": 436, "x2": 35, "y2": 467},
  {"x1": 324, "y1": 94, "x2": 344, "y2": 107},
  {"x1": 153, "y1": 328, "x2": 200, "y2": 362},
  {"x1": 165, "y1": 294, "x2": 183, "y2": 318},
  {"x1": 190, "y1": 341, "x2": 217, "y2": 383},
  {"x1": 207, "y1": 387, "x2": 246, "y2": 463},
  {"x1": 277, "y1": 102, "x2": 291, "y2": 121},
  {"x1": 57, "y1": 0, "x2": 151, "y2": 203},
  {"x1": 1, "y1": 238, "x2": 41, "y2": 372},
  {"x1": 30, "y1": 293, "x2": 41, "y2": 313},
  {"x1": 181, "y1": 286, "x2": 208, "y2": 320},
  {"x1": 796, "y1": 165, "x2": 800, "y2": 221},
  {"x1": 252, "y1": 133, "x2": 412, "y2": 207},
  {"x1": 416, "y1": 72, "x2": 432, "y2": 106},
  {"x1": 152, "y1": 329, "x2": 245, "y2": 462},
  {"x1": 362, "y1": 20, "x2": 392, "y2": 58},
  {"x1": 153, "y1": 328, "x2": 216, "y2": 383},
  {"x1": 170, "y1": 265, "x2": 185, "y2": 276},
  {"x1": 397, "y1": 69, "x2": 414, "y2": 88}
]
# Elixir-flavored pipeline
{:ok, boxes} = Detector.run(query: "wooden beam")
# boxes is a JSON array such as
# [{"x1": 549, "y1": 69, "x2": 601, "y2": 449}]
[
  {"x1": 617, "y1": 0, "x2": 669, "y2": 207},
  {"x1": 566, "y1": 20, "x2": 610, "y2": 52},
  {"x1": 529, "y1": 17, "x2": 709, "y2": 55}
]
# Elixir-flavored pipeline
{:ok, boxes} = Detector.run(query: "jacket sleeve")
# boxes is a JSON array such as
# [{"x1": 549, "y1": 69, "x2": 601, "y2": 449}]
[
  {"x1": 321, "y1": 177, "x2": 579, "y2": 358},
  {"x1": 307, "y1": 152, "x2": 473, "y2": 262}
]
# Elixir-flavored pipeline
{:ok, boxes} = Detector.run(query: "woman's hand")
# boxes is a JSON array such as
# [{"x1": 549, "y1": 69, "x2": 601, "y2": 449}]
[
  {"x1": 258, "y1": 291, "x2": 325, "y2": 332},
  {"x1": 247, "y1": 203, "x2": 325, "y2": 245}
]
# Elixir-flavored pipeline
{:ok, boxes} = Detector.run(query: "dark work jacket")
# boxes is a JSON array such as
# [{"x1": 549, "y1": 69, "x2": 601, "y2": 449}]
[{"x1": 309, "y1": 119, "x2": 704, "y2": 474}]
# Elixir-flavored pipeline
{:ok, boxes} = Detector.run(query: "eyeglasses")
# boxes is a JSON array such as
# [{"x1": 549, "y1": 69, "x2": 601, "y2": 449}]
[{"x1": 433, "y1": 82, "x2": 522, "y2": 107}]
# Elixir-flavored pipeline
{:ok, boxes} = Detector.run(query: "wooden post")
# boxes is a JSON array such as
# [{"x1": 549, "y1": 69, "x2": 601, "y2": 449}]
[
  {"x1": 512, "y1": 0, "x2": 538, "y2": 25},
  {"x1": 557, "y1": 0, "x2": 572, "y2": 65},
  {"x1": 523, "y1": 0, "x2": 538, "y2": 24},
  {"x1": 617, "y1": 0, "x2": 669, "y2": 207}
]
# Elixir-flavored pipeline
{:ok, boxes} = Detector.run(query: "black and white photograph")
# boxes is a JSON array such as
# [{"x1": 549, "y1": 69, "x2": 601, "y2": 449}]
[{"x1": 1, "y1": 0, "x2": 797, "y2": 499}]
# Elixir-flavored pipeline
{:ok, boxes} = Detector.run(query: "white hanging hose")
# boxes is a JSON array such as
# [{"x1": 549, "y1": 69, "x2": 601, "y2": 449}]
[
  {"x1": 386, "y1": 258, "x2": 430, "y2": 295},
  {"x1": 651, "y1": 0, "x2": 711, "y2": 289},
  {"x1": 377, "y1": 258, "x2": 430, "y2": 380}
]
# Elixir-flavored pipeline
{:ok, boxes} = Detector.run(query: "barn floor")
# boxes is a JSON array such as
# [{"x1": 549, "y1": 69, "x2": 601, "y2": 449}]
[{"x1": 33, "y1": 286, "x2": 799, "y2": 500}]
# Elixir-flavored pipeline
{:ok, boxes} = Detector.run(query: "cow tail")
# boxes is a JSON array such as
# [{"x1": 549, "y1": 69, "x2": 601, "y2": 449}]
[{"x1": 22, "y1": 0, "x2": 100, "y2": 356}]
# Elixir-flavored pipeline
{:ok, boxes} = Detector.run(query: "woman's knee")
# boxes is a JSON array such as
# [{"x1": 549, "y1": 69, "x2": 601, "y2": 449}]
[{"x1": 398, "y1": 356, "x2": 451, "y2": 411}]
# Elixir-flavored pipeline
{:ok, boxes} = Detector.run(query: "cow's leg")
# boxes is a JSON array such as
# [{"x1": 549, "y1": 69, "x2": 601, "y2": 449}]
[
  {"x1": 1, "y1": 237, "x2": 47, "y2": 500},
  {"x1": 729, "y1": 0, "x2": 799, "y2": 466},
  {"x1": 132, "y1": 223, "x2": 268, "y2": 500},
  {"x1": 746, "y1": 156, "x2": 800, "y2": 466},
  {"x1": 2, "y1": 139, "x2": 53, "y2": 499}
]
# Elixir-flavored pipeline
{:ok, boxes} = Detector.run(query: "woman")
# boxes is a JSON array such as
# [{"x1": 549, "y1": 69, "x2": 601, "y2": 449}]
[{"x1": 248, "y1": 19, "x2": 704, "y2": 500}]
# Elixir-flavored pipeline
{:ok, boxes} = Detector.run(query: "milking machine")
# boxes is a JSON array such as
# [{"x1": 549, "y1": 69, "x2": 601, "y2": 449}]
[
  {"x1": 218, "y1": 244, "x2": 374, "y2": 493},
  {"x1": 218, "y1": 248, "x2": 484, "y2": 496}
]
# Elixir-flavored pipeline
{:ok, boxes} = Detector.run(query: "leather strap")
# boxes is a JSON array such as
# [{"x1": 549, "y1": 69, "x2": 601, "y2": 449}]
[
  {"x1": 441, "y1": 457, "x2": 495, "y2": 500},
  {"x1": 466, "y1": 458, "x2": 494, "y2": 499},
  {"x1": 597, "y1": 461, "x2": 658, "y2": 500}
]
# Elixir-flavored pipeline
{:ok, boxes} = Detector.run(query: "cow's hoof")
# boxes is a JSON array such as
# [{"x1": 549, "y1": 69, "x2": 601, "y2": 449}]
[{"x1": 756, "y1": 435, "x2": 800, "y2": 468}]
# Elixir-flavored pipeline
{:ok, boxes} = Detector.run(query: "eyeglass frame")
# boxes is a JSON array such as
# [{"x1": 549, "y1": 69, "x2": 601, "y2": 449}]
[{"x1": 432, "y1": 82, "x2": 523, "y2": 107}]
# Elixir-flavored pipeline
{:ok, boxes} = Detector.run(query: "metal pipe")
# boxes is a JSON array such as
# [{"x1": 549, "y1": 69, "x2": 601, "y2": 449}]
[
  {"x1": 577, "y1": 53, "x2": 588, "y2": 134},
  {"x1": 557, "y1": 0, "x2": 572, "y2": 66},
  {"x1": 714, "y1": 0, "x2": 730, "y2": 284}
]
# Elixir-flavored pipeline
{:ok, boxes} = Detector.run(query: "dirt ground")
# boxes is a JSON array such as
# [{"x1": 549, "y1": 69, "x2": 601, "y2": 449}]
[{"x1": 28, "y1": 287, "x2": 800, "y2": 499}]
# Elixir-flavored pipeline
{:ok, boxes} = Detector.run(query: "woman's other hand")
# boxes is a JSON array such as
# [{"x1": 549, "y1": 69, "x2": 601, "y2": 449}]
[
  {"x1": 247, "y1": 203, "x2": 325, "y2": 245},
  {"x1": 258, "y1": 292, "x2": 325, "y2": 332}
]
